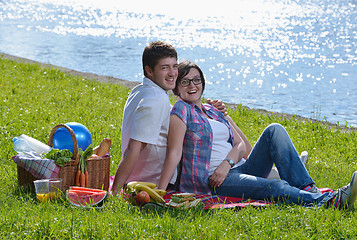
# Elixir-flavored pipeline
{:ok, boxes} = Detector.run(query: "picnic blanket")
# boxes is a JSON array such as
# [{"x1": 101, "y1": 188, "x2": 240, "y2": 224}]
[
  {"x1": 12, "y1": 155, "x2": 60, "y2": 179},
  {"x1": 164, "y1": 188, "x2": 334, "y2": 209}
]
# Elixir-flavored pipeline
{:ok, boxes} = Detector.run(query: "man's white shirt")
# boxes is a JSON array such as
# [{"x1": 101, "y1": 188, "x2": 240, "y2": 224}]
[{"x1": 121, "y1": 77, "x2": 175, "y2": 185}]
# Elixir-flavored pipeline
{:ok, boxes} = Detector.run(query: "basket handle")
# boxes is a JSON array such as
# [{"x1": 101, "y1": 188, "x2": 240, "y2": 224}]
[{"x1": 48, "y1": 124, "x2": 80, "y2": 165}]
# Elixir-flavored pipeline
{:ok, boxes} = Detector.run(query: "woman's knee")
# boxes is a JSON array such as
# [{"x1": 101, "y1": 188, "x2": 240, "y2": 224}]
[
  {"x1": 263, "y1": 123, "x2": 283, "y2": 135},
  {"x1": 261, "y1": 123, "x2": 291, "y2": 144},
  {"x1": 266, "y1": 123, "x2": 288, "y2": 135},
  {"x1": 267, "y1": 123, "x2": 283, "y2": 130}
]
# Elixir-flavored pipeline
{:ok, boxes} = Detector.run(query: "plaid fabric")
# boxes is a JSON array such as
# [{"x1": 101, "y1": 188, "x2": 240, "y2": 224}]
[
  {"x1": 171, "y1": 99, "x2": 234, "y2": 194},
  {"x1": 13, "y1": 155, "x2": 60, "y2": 179}
]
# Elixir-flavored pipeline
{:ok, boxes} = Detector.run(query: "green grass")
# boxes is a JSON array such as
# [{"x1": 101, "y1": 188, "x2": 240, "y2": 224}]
[{"x1": 1, "y1": 55, "x2": 357, "y2": 239}]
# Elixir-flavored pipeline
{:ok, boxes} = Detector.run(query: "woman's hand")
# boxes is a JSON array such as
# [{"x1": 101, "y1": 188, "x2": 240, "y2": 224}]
[{"x1": 209, "y1": 160, "x2": 231, "y2": 188}]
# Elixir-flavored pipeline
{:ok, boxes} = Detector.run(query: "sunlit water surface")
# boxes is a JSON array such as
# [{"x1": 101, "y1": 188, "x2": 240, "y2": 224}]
[{"x1": 1, "y1": 0, "x2": 356, "y2": 126}]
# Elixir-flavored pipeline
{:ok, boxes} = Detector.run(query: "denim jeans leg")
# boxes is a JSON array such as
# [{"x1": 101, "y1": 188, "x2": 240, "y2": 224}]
[
  {"x1": 210, "y1": 168, "x2": 333, "y2": 207},
  {"x1": 240, "y1": 123, "x2": 314, "y2": 189}
]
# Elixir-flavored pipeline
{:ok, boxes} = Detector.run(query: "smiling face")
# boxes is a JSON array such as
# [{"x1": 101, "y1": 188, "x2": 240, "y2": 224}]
[
  {"x1": 177, "y1": 67, "x2": 203, "y2": 106},
  {"x1": 145, "y1": 57, "x2": 178, "y2": 91}
]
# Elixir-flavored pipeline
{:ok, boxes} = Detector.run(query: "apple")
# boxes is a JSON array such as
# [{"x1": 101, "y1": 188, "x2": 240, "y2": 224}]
[{"x1": 134, "y1": 191, "x2": 150, "y2": 206}]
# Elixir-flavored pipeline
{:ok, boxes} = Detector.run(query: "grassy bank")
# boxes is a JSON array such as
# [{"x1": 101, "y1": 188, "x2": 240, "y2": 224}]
[{"x1": 1, "y1": 55, "x2": 357, "y2": 239}]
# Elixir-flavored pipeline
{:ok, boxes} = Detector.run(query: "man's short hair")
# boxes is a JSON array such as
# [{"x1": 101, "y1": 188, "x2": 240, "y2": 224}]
[{"x1": 142, "y1": 41, "x2": 178, "y2": 78}]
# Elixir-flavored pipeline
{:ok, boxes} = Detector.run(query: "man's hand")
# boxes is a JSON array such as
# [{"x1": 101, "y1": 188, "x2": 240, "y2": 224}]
[{"x1": 207, "y1": 98, "x2": 227, "y2": 116}]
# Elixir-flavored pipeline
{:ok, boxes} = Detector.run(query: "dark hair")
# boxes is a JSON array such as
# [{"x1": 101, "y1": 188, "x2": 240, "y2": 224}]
[
  {"x1": 173, "y1": 60, "x2": 206, "y2": 96},
  {"x1": 142, "y1": 41, "x2": 178, "y2": 78}
]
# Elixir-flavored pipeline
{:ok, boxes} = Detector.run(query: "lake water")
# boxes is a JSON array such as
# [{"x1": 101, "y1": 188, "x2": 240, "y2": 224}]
[{"x1": 1, "y1": 0, "x2": 356, "y2": 127}]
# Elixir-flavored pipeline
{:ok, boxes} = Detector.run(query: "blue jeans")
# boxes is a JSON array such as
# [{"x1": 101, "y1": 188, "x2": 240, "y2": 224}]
[{"x1": 209, "y1": 123, "x2": 334, "y2": 207}]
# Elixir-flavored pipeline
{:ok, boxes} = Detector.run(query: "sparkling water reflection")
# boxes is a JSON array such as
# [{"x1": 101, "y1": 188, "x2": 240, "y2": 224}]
[{"x1": 0, "y1": 0, "x2": 356, "y2": 126}]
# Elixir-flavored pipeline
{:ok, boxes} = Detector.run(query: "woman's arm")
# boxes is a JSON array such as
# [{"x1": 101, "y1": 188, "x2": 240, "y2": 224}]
[
  {"x1": 225, "y1": 115, "x2": 252, "y2": 159},
  {"x1": 209, "y1": 121, "x2": 247, "y2": 189},
  {"x1": 158, "y1": 115, "x2": 187, "y2": 190}
]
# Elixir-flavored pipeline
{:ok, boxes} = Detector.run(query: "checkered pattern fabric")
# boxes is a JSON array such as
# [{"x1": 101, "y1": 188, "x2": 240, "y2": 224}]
[{"x1": 13, "y1": 155, "x2": 60, "y2": 179}]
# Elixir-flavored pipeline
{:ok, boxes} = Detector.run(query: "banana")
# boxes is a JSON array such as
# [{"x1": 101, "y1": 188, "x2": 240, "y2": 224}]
[
  {"x1": 127, "y1": 181, "x2": 157, "y2": 189},
  {"x1": 134, "y1": 184, "x2": 165, "y2": 204},
  {"x1": 153, "y1": 188, "x2": 167, "y2": 196}
]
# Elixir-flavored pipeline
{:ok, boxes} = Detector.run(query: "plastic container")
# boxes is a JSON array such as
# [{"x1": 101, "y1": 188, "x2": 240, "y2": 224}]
[
  {"x1": 34, "y1": 178, "x2": 63, "y2": 202},
  {"x1": 17, "y1": 134, "x2": 52, "y2": 155},
  {"x1": 13, "y1": 137, "x2": 39, "y2": 158}
]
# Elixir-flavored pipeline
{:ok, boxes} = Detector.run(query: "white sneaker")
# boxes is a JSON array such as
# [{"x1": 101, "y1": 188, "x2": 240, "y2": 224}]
[
  {"x1": 267, "y1": 167, "x2": 280, "y2": 179},
  {"x1": 300, "y1": 151, "x2": 308, "y2": 165},
  {"x1": 267, "y1": 151, "x2": 309, "y2": 179}
]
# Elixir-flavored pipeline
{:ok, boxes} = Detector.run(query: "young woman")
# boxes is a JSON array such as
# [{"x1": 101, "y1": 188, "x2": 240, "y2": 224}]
[{"x1": 159, "y1": 60, "x2": 357, "y2": 209}]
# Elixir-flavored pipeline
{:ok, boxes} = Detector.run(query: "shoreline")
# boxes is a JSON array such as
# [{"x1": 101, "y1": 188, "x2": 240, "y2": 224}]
[{"x1": 1, "y1": 51, "x2": 355, "y2": 132}]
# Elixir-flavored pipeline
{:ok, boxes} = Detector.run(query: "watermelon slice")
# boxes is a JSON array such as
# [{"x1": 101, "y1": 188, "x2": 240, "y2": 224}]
[
  {"x1": 66, "y1": 187, "x2": 108, "y2": 208},
  {"x1": 69, "y1": 186, "x2": 106, "y2": 193}
]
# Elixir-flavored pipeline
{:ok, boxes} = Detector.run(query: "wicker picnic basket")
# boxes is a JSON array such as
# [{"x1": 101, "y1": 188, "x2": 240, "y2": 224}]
[{"x1": 17, "y1": 124, "x2": 111, "y2": 192}]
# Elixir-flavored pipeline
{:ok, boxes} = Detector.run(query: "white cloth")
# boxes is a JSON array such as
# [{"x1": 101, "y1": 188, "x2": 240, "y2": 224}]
[
  {"x1": 121, "y1": 77, "x2": 175, "y2": 185},
  {"x1": 208, "y1": 118, "x2": 245, "y2": 175}
]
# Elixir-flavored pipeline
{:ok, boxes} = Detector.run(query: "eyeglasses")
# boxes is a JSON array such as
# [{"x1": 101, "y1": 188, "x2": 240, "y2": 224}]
[{"x1": 179, "y1": 77, "x2": 202, "y2": 87}]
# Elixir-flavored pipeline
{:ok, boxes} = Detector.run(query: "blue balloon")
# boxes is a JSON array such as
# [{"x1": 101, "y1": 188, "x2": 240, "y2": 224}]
[{"x1": 53, "y1": 122, "x2": 92, "y2": 153}]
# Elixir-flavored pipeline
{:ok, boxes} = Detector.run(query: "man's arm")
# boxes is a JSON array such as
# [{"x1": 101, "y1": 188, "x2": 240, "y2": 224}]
[{"x1": 111, "y1": 139, "x2": 147, "y2": 197}]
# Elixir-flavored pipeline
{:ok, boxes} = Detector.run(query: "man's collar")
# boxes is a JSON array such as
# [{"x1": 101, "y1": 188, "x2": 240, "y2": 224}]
[{"x1": 143, "y1": 77, "x2": 162, "y2": 89}]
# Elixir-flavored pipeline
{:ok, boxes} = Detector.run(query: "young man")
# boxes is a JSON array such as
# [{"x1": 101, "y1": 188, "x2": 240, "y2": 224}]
[{"x1": 112, "y1": 41, "x2": 179, "y2": 196}]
